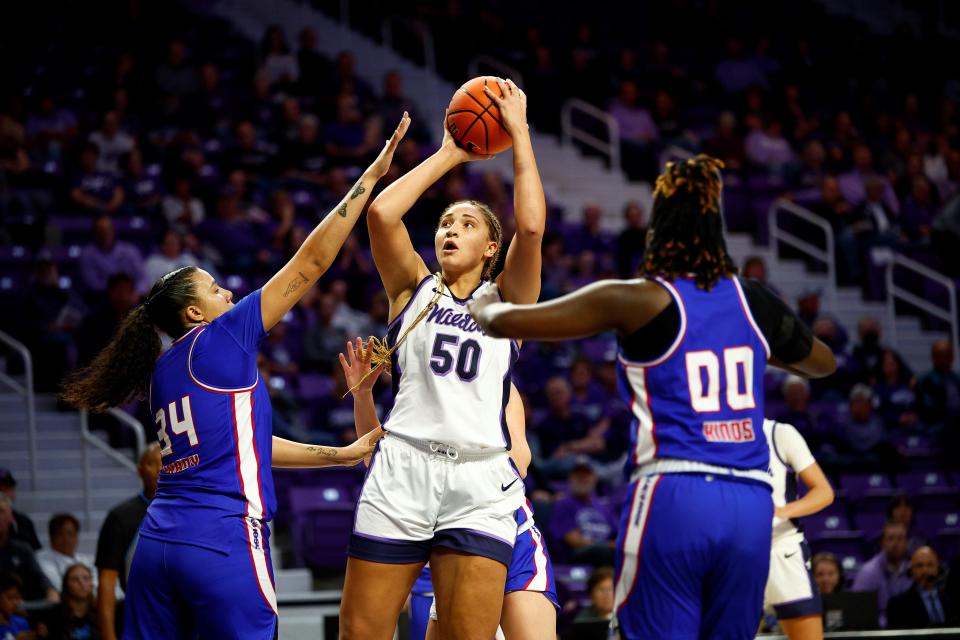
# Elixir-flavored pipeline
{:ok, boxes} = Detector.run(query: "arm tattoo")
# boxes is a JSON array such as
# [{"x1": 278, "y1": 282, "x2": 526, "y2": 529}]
[
  {"x1": 306, "y1": 445, "x2": 338, "y2": 458},
  {"x1": 282, "y1": 271, "x2": 309, "y2": 297},
  {"x1": 350, "y1": 182, "x2": 366, "y2": 200},
  {"x1": 336, "y1": 202, "x2": 348, "y2": 218}
]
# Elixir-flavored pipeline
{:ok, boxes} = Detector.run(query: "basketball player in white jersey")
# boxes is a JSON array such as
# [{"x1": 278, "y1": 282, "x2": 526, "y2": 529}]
[
  {"x1": 762, "y1": 415, "x2": 835, "y2": 640},
  {"x1": 338, "y1": 339, "x2": 557, "y2": 639},
  {"x1": 338, "y1": 79, "x2": 546, "y2": 640}
]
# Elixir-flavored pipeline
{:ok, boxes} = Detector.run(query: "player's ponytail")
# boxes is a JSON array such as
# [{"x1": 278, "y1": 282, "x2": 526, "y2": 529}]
[
  {"x1": 61, "y1": 266, "x2": 199, "y2": 412},
  {"x1": 641, "y1": 154, "x2": 736, "y2": 290}
]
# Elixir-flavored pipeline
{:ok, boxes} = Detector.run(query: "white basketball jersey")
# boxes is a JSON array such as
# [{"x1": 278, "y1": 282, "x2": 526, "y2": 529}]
[
  {"x1": 384, "y1": 276, "x2": 517, "y2": 450},
  {"x1": 763, "y1": 419, "x2": 817, "y2": 545}
]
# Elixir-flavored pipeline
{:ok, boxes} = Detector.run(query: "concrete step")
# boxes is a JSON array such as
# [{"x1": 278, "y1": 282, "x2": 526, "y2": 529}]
[
  {"x1": 17, "y1": 486, "x2": 138, "y2": 514},
  {"x1": 15, "y1": 465, "x2": 136, "y2": 490},
  {"x1": 275, "y1": 568, "x2": 312, "y2": 595},
  {"x1": 0, "y1": 447, "x2": 135, "y2": 473}
]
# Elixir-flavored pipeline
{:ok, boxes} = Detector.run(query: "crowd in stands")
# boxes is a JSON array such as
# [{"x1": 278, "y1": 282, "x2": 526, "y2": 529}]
[{"x1": 0, "y1": 0, "x2": 959, "y2": 634}]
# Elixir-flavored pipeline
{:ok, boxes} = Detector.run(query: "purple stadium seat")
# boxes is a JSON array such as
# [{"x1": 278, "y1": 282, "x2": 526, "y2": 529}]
[
  {"x1": 896, "y1": 471, "x2": 958, "y2": 510},
  {"x1": 553, "y1": 564, "x2": 591, "y2": 596},
  {"x1": 853, "y1": 511, "x2": 887, "y2": 543},
  {"x1": 914, "y1": 511, "x2": 960, "y2": 540},
  {"x1": 801, "y1": 512, "x2": 851, "y2": 541},
  {"x1": 934, "y1": 532, "x2": 960, "y2": 563},
  {"x1": 0, "y1": 246, "x2": 32, "y2": 263},
  {"x1": 811, "y1": 535, "x2": 865, "y2": 560},
  {"x1": 839, "y1": 473, "x2": 895, "y2": 511}
]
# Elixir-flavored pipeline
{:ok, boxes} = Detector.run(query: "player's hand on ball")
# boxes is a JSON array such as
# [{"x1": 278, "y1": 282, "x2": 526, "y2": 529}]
[
  {"x1": 483, "y1": 78, "x2": 527, "y2": 137},
  {"x1": 467, "y1": 283, "x2": 509, "y2": 338},
  {"x1": 343, "y1": 426, "x2": 384, "y2": 467},
  {"x1": 339, "y1": 338, "x2": 385, "y2": 394},
  {"x1": 442, "y1": 108, "x2": 494, "y2": 164},
  {"x1": 367, "y1": 112, "x2": 411, "y2": 179}
]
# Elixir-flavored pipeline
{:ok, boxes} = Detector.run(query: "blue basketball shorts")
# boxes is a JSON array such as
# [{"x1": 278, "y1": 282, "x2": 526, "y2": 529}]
[
  {"x1": 122, "y1": 517, "x2": 278, "y2": 640},
  {"x1": 613, "y1": 473, "x2": 773, "y2": 640}
]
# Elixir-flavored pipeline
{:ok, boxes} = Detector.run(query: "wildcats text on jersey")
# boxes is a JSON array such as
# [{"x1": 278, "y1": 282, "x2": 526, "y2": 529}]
[
  {"x1": 427, "y1": 305, "x2": 485, "y2": 333},
  {"x1": 702, "y1": 418, "x2": 755, "y2": 443}
]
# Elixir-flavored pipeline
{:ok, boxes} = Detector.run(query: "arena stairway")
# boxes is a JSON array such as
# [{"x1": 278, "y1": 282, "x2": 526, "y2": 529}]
[{"x1": 0, "y1": 390, "x2": 313, "y2": 597}]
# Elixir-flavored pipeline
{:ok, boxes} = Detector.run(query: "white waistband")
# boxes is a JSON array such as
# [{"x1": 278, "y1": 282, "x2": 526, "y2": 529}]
[
  {"x1": 385, "y1": 431, "x2": 507, "y2": 461},
  {"x1": 631, "y1": 459, "x2": 773, "y2": 487}
]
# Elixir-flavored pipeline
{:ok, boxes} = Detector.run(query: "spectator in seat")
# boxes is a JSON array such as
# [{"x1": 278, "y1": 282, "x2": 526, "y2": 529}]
[
  {"x1": 39, "y1": 564, "x2": 99, "y2": 640},
  {"x1": 841, "y1": 384, "x2": 901, "y2": 470},
  {"x1": 0, "y1": 471, "x2": 40, "y2": 551},
  {"x1": 887, "y1": 546, "x2": 954, "y2": 628},
  {"x1": 573, "y1": 566, "x2": 615, "y2": 623},
  {"x1": 565, "y1": 204, "x2": 614, "y2": 259},
  {"x1": 155, "y1": 39, "x2": 197, "y2": 99},
  {"x1": 549, "y1": 459, "x2": 616, "y2": 566},
  {"x1": 608, "y1": 80, "x2": 657, "y2": 180},
  {"x1": 534, "y1": 377, "x2": 603, "y2": 473},
  {"x1": 76, "y1": 273, "x2": 138, "y2": 366},
  {"x1": 812, "y1": 552, "x2": 844, "y2": 595},
  {"x1": 121, "y1": 150, "x2": 161, "y2": 217},
  {"x1": 744, "y1": 117, "x2": 795, "y2": 178},
  {"x1": 95, "y1": 444, "x2": 160, "y2": 640},
  {"x1": 0, "y1": 573, "x2": 31, "y2": 639},
  {"x1": 873, "y1": 350, "x2": 918, "y2": 429},
  {"x1": 324, "y1": 93, "x2": 375, "y2": 169},
  {"x1": 296, "y1": 27, "x2": 331, "y2": 95},
  {"x1": 259, "y1": 26, "x2": 299, "y2": 88},
  {"x1": 741, "y1": 255, "x2": 781, "y2": 297},
  {"x1": 377, "y1": 71, "x2": 426, "y2": 142},
  {"x1": 839, "y1": 143, "x2": 900, "y2": 214},
  {"x1": 886, "y1": 496, "x2": 924, "y2": 554},
  {"x1": 25, "y1": 94, "x2": 78, "y2": 161},
  {"x1": 615, "y1": 201, "x2": 646, "y2": 278},
  {"x1": 851, "y1": 318, "x2": 884, "y2": 380},
  {"x1": 900, "y1": 176, "x2": 937, "y2": 243},
  {"x1": 36, "y1": 514, "x2": 96, "y2": 596},
  {"x1": 0, "y1": 495, "x2": 56, "y2": 603},
  {"x1": 915, "y1": 339, "x2": 960, "y2": 427},
  {"x1": 70, "y1": 143, "x2": 124, "y2": 215},
  {"x1": 142, "y1": 230, "x2": 200, "y2": 295},
  {"x1": 852, "y1": 520, "x2": 912, "y2": 627},
  {"x1": 773, "y1": 376, "x2": 820, "y2": 438},
  {"x1": 78, "y1": 215, "x2": 144, "y2": 294},
  {"x1": 88, "y1": 111, "x2": 135, "y2": 176},
  {"x1": 279, "y1": 115, "x2": 327, "y2": 184},
  {"x1": 161, "y1": 175, "x2": 205, "y2": 231},
  {"x1": 702, "y1": 111, "x2": 745, "y2": 171}
]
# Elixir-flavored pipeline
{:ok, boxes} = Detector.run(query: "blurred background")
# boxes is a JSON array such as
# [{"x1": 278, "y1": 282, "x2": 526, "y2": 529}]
[{"x1": 0, "y1": 0, "x2": 959, "y2": 638}]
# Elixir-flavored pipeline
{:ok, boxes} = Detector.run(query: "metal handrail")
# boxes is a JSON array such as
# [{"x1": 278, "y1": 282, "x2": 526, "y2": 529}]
[
  {"x1": 380, "y1": 17, "x2": 436, "y2": 73},
  {"x1": 79, "y1": 408, "x2": 146, "y2": 528},
  {"x1": 767, "y1": 198, "x2": 838, "y2": 311},
  {"x1": 886, "y1": 253, "x2": 959, "y2": 360},
  {"x1": 468, "y1": 55, "x2": 524, "y2": 88},
  {"x1": 0, "y1": 329, "x2": 37, "y2": 490},
  {"x1": 560, "y1": 98, "x2": 621, "y2": 172}
]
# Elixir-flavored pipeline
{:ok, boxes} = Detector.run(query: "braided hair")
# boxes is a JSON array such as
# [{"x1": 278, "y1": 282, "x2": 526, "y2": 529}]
[
  {"x1": 640, "y1": 154, "x2": 736, "y2": 290},
  {"x1": 61, "y1": 266, "x2": 200, "y2": 411}
]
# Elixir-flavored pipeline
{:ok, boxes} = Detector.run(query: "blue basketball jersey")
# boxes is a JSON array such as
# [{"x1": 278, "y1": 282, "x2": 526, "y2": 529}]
[
  {"x1": 617, "y1": 276, "x2": 770, "y2": 473},
  {"x1": 140, "y1": 289, "x2": 275, "y2": 553}
]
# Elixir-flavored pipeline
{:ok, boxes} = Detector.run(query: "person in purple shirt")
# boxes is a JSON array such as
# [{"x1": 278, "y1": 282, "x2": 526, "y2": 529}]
[
  {"x1": 549, "y1": 459, "x2": 616, "y2": 566},
  {"x1": 196, "y1": 188, "x2": 266, "y2": 275},
  {"x1": 122, "y1": 149, "x2": 162, "y2": 217},
  {"x1": 79, "y1": 215, "x2": 144, "y2": 293},
  {"x1": 852, "y1": 520, "x2": 913, "y2": 628},
  {"x1": 70, "y1": 143, "x2": 124, "y2": 214}
]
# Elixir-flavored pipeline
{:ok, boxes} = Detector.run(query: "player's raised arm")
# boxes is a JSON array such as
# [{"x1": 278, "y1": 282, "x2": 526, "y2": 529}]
[
  {"x1": 260, "y1": 113, "x2": 410, "y2": 331},
  {"x1": 485, "y1": 80, "x2": 545, "y2": 305},
  {"x1": 367, "y1": 112, "x2": 492, "y2": 310}
]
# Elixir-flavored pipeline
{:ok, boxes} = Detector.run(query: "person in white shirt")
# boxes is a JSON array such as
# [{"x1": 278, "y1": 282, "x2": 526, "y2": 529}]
[
  {"x1": 35, "y1": 514, "x2": 97, "y2": 594},
  {"x1": 142, "y1": 230, "x2": 200, "y2": 293},
  {"x1": 763, "y1": 419, "x2": 835, "y2": 640}
]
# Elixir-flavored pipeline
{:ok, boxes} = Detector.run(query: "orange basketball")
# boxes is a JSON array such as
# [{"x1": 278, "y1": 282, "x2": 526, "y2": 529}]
[{"x1": 445, "y1": 76, "x2": 513, "y2": 156}]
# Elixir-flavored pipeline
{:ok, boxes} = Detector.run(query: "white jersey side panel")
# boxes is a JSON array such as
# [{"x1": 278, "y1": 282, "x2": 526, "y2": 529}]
[
  {"x1": 763, "y1": 419, "x2": 817, "y2": 545},
  {"x1": 385, "y1": 277, "x2": 516, "y2": 449}
]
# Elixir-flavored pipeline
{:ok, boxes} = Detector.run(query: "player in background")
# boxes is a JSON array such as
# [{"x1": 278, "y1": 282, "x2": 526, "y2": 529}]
[
  {"x1": 468, "y1": 155, "x2": 836, "y2": 639},
  {"x1": 341, "y1": 80, "x2": 546, "y2": 640},
  {"x1": 339, "y1": 338, "x2": 557, "y2": 640},
  {"x1": 761, "y1": 416, "x2": 834, "y2": 640},
  {"x1": 60, "y1": 115, "x2": 410, "y2": 639}
]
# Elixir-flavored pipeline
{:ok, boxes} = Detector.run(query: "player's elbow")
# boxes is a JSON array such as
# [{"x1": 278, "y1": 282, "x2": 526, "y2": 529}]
[
  {"x1": 515, "y1": 222, "x2": 544, "y2": 241},
  {"x1": 822, "y1": 483, "x2": 835, "y2": 508}
]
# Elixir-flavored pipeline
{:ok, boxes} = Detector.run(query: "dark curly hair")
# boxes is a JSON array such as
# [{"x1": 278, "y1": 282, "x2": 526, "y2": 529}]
[
  {"x1": 60, "y1": 267, "x2": 200, "y2": 411},
  {"x1": 640, "y1": 154, "x2": 736, "y2": 290}
]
